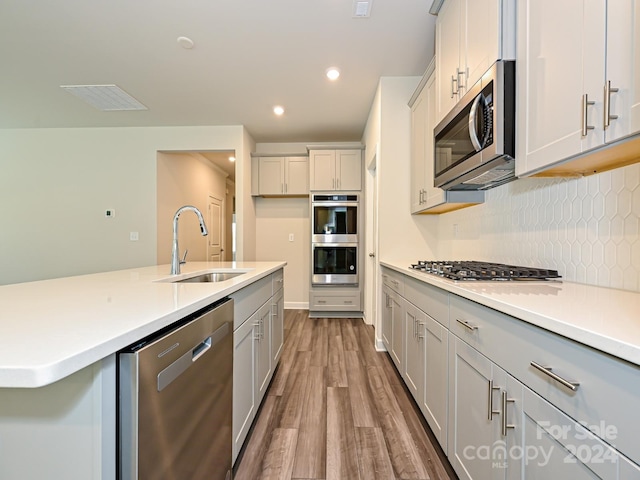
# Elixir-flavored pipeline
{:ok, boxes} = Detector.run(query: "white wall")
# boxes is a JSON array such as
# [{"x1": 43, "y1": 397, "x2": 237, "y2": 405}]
[
  {"x1": 0, "y1": 125, "x2": 252, "y2": 285},
  {"x1": 156, "y1": 152, "x2": 229, "y2": 265},
  {"x1": 377, "y1": 77, "x2": 439, "y2": 265},
  {"x1": 362, "y1": 77, "x2": 441, "y2": 339},
  {"x1": 255, "y1": 198, "x2": 310, "y2": 308}
]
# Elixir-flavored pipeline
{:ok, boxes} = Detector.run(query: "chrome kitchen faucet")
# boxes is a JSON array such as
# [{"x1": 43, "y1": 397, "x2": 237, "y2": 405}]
[{"x1": 171, "y1": 205, "x2": 208, "y2": 275}]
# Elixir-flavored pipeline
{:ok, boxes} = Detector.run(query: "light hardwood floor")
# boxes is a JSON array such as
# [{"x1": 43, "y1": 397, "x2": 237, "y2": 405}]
[{"x1": 233, "y1": 310, "x2": 457, "y2": 480}]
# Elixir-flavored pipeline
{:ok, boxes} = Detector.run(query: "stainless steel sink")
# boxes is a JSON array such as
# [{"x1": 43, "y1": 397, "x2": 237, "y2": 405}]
[{"x1": 175, "y1": 272, "x2": 245, "y2": 283}]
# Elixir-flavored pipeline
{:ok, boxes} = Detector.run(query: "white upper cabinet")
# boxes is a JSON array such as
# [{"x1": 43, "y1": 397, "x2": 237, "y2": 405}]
[
  {"x1": 606, "y1": 1, "x2": 640, "y2": 143},
  {"x1": 516, "y1": 0, "x2": 640, "y2": 177},
  {"x1": 309, "y1": 149, "x2": 362, "y2": 191},
  {"x1": 410, "y1": 61, "x2": 484, "y2": 214},
  {"x1": 254, "y1": 156, "x2": 309, "y2": 196},
  {"x1": 435, "y1": 0, "x2": 515, "y2": 125}
]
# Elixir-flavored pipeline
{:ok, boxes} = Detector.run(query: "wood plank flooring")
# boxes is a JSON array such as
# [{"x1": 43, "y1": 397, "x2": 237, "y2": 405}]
[{"x1": 233, "y1": 310, "x2": 457, "y2": 480}]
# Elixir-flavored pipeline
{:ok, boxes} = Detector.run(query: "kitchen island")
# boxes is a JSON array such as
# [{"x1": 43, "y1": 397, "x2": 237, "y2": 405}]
[{"x1": 0, "y1": 261, "x2": 285, "y2": 480}]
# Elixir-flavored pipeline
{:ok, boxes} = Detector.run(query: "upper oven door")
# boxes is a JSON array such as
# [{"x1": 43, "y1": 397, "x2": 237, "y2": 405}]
[{"x1": 311, "y1": 195, "x2": 358, "y2": 243}]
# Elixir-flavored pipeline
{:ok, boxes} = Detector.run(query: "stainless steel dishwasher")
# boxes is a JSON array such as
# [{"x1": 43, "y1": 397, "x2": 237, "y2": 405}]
[{"x1": 118, "y1": 297, "x2": 233, "y2": 480}]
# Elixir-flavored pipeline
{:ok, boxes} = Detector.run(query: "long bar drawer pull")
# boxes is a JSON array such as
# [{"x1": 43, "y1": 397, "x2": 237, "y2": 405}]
[
  {"x1": 530, "y1": 361, "x2": 580, "y2": 391},
  {"x1": 456, "y1": 318, "x2": 478, "y2": 331}
]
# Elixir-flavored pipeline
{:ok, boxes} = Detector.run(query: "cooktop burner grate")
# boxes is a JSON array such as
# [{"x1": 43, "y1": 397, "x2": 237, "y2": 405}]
[{"x1": 409, "y1": 261, "x2": 561, "y2": 281}]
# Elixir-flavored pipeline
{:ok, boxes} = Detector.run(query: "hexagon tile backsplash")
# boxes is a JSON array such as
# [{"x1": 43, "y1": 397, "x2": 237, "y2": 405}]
[{"x1": 437, "y1": 163, "x2": 640, "y2": 292}]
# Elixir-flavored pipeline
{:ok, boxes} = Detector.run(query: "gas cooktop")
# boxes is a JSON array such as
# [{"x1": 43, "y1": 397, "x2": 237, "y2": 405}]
[{"x1": 409, "y1": 261, "x2": 562, "y2": 281}]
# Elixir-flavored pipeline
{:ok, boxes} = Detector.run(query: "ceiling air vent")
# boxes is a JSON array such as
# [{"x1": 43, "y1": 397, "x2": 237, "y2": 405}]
[
  {"x1": 353, "y1": 0, "x2": 373, "y2": 18},
  {"x1": 60, "y1": 84, "x2": 147, "y2": 111}
]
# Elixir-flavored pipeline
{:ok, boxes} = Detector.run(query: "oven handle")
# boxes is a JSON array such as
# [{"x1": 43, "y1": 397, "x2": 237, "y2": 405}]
[
  {"x1": 468, "y1": 93, "x2": 485, "y2": 152},
  {"x1": 312, "y1": 243, "x2": 359, "y2": 248},
  {"x1": 311, "y1": 202, "x2": 359, "y2": 208}
]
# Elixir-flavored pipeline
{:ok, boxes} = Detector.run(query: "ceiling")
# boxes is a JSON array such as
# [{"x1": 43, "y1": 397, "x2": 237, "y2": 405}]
[{"x1": 0, "y1": 0, "x2": 436, "y2": 143}]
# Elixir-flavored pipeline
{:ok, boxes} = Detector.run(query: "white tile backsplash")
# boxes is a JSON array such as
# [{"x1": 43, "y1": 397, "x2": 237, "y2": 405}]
[{"x1": 437, "y1": 163, "x2": 640, "y2": 292}]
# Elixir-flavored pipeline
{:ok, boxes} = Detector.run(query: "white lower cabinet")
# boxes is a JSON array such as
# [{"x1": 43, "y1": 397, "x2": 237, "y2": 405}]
[
  {"x1": 381, "y1": 285, "x2": 393, "y2": 351},
  {"x1": 271, "y1": 287, "x2": 284, "y2": 366},
  {"x1": 379, "y1": 266, "x2": 640, "y2": 479},
  {"x1": 232, "y1": 269, "x2": 284, "y2": 464}
]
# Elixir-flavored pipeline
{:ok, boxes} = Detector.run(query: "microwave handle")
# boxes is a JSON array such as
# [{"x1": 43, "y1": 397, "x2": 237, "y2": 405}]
[{"x1": 468, "y1": 93, "x2": 485, "y2": 152}]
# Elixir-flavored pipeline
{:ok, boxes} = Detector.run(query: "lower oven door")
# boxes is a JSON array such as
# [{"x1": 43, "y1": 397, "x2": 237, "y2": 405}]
[{"x1": 312, "y1": 243, "x2": 358, "y2": 285}]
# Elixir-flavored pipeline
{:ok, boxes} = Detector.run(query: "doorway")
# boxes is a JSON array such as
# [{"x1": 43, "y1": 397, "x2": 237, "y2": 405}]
[{"x1": 156, "y1": 150, "x2": 236, "y2": 265}]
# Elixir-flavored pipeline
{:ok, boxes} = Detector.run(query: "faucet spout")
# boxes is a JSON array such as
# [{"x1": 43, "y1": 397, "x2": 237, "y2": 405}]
[{"x1": 171, "y1": 205, "x2": 208, "y2": 275}]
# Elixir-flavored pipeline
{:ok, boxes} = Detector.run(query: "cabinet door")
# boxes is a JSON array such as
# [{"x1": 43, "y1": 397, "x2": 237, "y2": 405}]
[
  {"x1": 403, "y1": 300, "x2": 425, "y2": 402},
  {"x1": 389, "y1": 291, "x2": 404, "y2": 371},
  {"x1": 463, "y1": 0, "x2": 500, "y2": 92},
  {"x1": 336, "y1": 150, "x2": 361, "y2": 190},
  {"x1": 606, "y1": 0, "x2": 640, "y2": 142},
  {"x1": 284, "y1": 156, "x2": 309, "y2": 195},
  {"x1": 310, "y1": 150, "x2": 336, "y2": 190},
  {"x1": 436, "y1": 0, "x2": 462, "y2": 124},
  {"x1": 271, "y1": 288, "x2": 284, "y2": 365},
  {"x1": 516, "y1": 0, "x2": 606, "y2": 177},
  {"x1": 448, "y1": 335, "x2": 497, "y2": 480},
  {"x1": 421, "y1": 314, "x2": 448, "y2": 452},
  {"x1": 423, "y1": 72, "x2": 447, "y2": 209},
  {"x1": 255, "y1": 301, "x2": 272, "y2": 406},
  {"x1": 521, "y1": 386, "x2": 619, "y2": 479},
  {"x1": 258, "y1": 157, "x2": 284, "y2": 195},
  {"x1": 410, "y1": 83, "x2": 428, "y2": 213},
  {"x1": 233, "y1": 316, "x2": 257, "y2": 462},
  {"x1": 381, "y1": 286, "x2": 393, "y2": 351}
]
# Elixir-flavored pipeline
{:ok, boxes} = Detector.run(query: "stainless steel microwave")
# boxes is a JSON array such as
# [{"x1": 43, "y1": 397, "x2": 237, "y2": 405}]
[{"x1": 434, "y1": 60, "x2": 516, "y2": 191}]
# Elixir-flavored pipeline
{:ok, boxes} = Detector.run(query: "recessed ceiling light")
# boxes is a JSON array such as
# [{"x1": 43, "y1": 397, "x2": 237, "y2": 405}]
[
  {"x1": 229, "y1": 156, "x2": 236, "y2": 162},
  {"x1": 326, "y1": 67, "x2": 340, "y2": 81},
  {"x1": 177, "y1": 36, "x2": 195, "y2": 49},
  {"x1": 60, "y1": 85, "x2": 147, "y2": 111},
  {"x1": 273, "y1": 106, "x2": 285, "y2": 116}
]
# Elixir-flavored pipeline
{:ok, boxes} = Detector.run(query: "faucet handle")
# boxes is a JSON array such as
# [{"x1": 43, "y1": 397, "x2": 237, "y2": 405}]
[{"x1": 180, "y1": 249, "x2": 188, "y2": 265}]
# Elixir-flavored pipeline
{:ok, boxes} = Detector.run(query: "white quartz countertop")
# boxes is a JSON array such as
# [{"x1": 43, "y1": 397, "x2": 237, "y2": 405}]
[
  {"x1": 0, "y1": 261, "x2": 286, "y2": 388},
  {"x1": 381, "y1": 260, "x2": 640, "y2": 367}
]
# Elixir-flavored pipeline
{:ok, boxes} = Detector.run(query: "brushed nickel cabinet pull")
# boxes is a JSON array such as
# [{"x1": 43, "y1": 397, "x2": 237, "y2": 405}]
[
  {"x1": 451, "y1": 74, "x2": 458, "y2": 98},
  {"x1": 456, "y1": 318, "x2": 478, "y2": 331},
  {"x1": 487, "y1": 379, "x2": 501, "y2": 420},
  {"x1": 604, "y1": 80, "x2": 619, "y2": 129},
  {"x1": 581, "y1": 93, "x2": 595, "y2": 136},
  {"x1": 501, "y1": 391, "x2": 515, "y2": 436},
  {"x1": 531, "y1": 361, "x2": 580, "y2": 391},
  {"x1": 456, "y1": 67, "x2": 466, "y2": 94}
]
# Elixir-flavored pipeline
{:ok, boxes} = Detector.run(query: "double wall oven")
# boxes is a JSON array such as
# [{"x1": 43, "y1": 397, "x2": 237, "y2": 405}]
[{"x1": 311, "y1": 194, "x2": 359, "y2": 285}]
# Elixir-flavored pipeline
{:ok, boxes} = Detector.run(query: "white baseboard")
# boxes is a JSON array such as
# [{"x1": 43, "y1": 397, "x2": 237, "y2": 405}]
[
  {"x1": 284, "y1": 302, "x2": 309, "y2": 310},
  {"x1": 375, "y1": 339, "x2": 387, "y2": 352}
]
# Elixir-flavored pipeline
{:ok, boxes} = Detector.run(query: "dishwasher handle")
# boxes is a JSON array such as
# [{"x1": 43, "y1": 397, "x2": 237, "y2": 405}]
[
  {"x1": 191, "y1": 337, "x2": 212, "y2": 362},
  {"x1": 157, "y1": 322, "x2": 229, "y2": 392}
]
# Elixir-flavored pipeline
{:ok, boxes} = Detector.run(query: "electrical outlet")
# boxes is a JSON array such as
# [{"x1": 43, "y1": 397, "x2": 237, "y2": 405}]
[
  {"x1": 105, "y1": 209, "x2": 115, "y2": 218},
  {"x1": 288, "y1": 233, "x2": 294, "y2": 242},
  {"x1": 130, "y1": 232, "x2": 139, "y2": 241}
]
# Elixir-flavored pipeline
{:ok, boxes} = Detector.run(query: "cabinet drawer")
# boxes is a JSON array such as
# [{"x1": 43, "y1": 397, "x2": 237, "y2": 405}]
[
  {"x1": 272, "y1": 268, "x2": 284, "y2": 294},
  {"x1": 310, "y1": 292, "x2": 360, "y2": 311},
  {"x1": 450, "y1": 294, "x2": 640, "y2": 465},
  {"x1": 230, "y1": 275, "x2": 272, "y2": 331},
  {"x1": 381, "y1": 268, "x2": 404, "y2": 295},
  {"x1": 403, "y1": 275, "x2": 449, "y2": 327}
]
